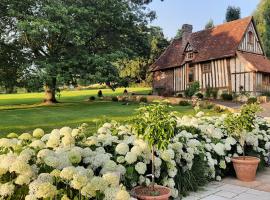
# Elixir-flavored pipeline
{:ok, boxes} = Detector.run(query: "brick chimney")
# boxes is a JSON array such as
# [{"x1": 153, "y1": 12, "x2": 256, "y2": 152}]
[{"x1": 182, "y1": 24, "x2": 193, "y2": 47}]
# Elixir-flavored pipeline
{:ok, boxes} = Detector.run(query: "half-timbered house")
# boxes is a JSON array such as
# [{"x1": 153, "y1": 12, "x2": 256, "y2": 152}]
[{"x1": 151, "y1": 16, "x2": 270, "y2": 96}]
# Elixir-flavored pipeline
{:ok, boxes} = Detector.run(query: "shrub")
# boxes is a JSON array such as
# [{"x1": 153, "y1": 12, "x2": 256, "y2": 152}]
[
  {"x1": 247, "y1": 97, "x2": 257, "y2": 104},
  {"x1": 139, "y1": 96, "x2": 147, "y2": 103},
  {"x1": 112, "y1": 96, "x2": 118, "y2": 102},
  {"x1": 184, "y1": 81, "x2": 200, "y2": 98},
  {"x1": 179, "y1": 100, "x2": 191, "y2": 106},
  {"x1": 97, "y1": 90, "x2": 103, "y2": 97},
  {"x1": 212, "y1": 89, "x2": 218, "y2": 99},
  {"x1": 199, "y1": 101, "x2": 214, "y2": 109},
  {"x1": 196, "y1": 93, "x2": 204, "y2": 99},
  {"x1": 176, "y1": 93, "x2": 183, "y2": 98},
  {"x1": 89, "y1": 96, "x2": 95, "y2": 101},
  {"x1": 221, "y1": 93, "x2": 233, "y2": 101},
  {"x1": 213, "y1": 105, "x2": 225, "y2": 113},
  {"x1": 224, "y1": 103, "x2": 261, "y2": 156},
  {"x1": 205, "y1": 86, "x2": 212, "y2": 98},
  {"x1": 123, "y1": 89, "x2": 128, "y2": 94}
]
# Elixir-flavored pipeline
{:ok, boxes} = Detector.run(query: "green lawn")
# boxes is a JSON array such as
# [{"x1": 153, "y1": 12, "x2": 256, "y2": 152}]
[{"x1": 0, "y1": 87, "x2": 216, "y2": 136}]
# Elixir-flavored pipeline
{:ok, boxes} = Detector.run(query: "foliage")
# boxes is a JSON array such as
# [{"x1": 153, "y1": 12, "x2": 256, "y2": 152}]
[
  {"x1": 221, "y1": 93, "x2": 233, "y2": 101},
  {"x1": 226, "y1": 6, "x2": 241, "y2": 22},
  {"x1": 224, "y1": 103, "x2": 261, "y2": 156},
  {"x1": 247, "y1": 97, "x2": 258, "y2": 104},
  {"x1": 198, "y1": 101, "x2": 214, "y2": 109},
  {"x1": 254, "y1": 0, "x2": 270, "y2": 58},
  {"x1": 139, "y1": 97, "x2": 148, "y2": 103},
  {"x1": 179, "y1": 100, "x2": 191, "y2": 106},
  {"x1": 89, "y1": 96, "x2": 96, "y2": 101},
  {"x1": 1, "y1": 109, "x2": 270, "y2": 199},
  {"x1": 0, "y1": 41, "x2": 29, "y2": 93},
  {"x1": 97, "y1": 90, "x2": 103, "y2": 98},
  {"x1": 205, "y1": 87, "x2": 218, "y2": 99},
  {"x1": 111, "y1": 96, "x2": 119, "y2": 102},
  {"x1": 196, "y1": 93, "x2": 204, "y2": 99},
  {"x1": 134, "y1": 102, "x2": 177, "y2": 150},
  {"x1": 0, "y1": 0, "x2": 156, "y2": 102},
  {"x1": 205, "y1": 19, "x2": 214, "y2": 29},
  {"x1": 184, "y1": 81, "x2": 200, "y2": 98},
  {"x1": 175, "y1": 29, "x2": 183, "y2": 39},
  {"x1": 115, "y1": 26, "x2": 169, "y2": 85},
  {"x1": 213, "y1": 105, "x2": 226, "y2": 113},
  {"x1": 175, "y1": 155, "x2": 209, "y2": 196}
]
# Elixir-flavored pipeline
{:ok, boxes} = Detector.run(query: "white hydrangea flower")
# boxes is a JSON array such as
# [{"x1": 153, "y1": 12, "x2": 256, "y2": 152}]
[
  {"x1": 35, "y1": 182, "x2": 57, "y2": 199},
  {"x1": 60, "y1": 127, "x2": 72, "y2": 136},
  {"x1": 18, "y1": 133, "x2": 32, "y2": 140},
  {"x1": 103, "y1": 172, "x2": 120, "y2": 186},
  {"x1": 219, "y1": 160, "x2": 226, "y2": 169},
  {"x1": 115, "y1": 143, "x2": 129, "y2": 155},
  {"x1": 135, "y1": 162, "x2": 147, "y2": 174},
  {"x1": 125, "y1": 152, "x2": 137, "y2": 164},
  {"x1": 70, "y1": 174, "x2": 88, "y2": 190},
  {"x1": 0, "y1": 182, "x2": 15, "y2": 197},
  {"x1": 213, "y1": 143, "x2": 226, "y2": 156},
  {"x1": 29, "y1": 140, "x2": 45, "y2": 149},
  {"x1": 60, "y1": 166, "x2": 76, "y2": 180},
  {"x1": 160, "y1": 149, "x2": 175, "y2": 162},
  {"x1": 33, "y1": 128, "x2": 45, "y2": 138},
  {"x1": 115, "y1": 189, "x2": 130, "y2": 200},
  {"x1": 130, "y1": 146, "x2": 142, "y2": 156}
]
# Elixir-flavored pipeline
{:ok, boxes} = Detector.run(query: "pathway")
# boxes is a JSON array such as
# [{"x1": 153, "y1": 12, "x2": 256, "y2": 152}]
[{"x1": 182, "y1": 167, "x2": 270, "y2": 200}]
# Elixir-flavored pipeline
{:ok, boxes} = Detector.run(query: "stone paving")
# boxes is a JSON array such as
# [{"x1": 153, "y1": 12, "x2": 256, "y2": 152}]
[{"x1": 182, "y1": 168, "x2": 270, "y2": 200}]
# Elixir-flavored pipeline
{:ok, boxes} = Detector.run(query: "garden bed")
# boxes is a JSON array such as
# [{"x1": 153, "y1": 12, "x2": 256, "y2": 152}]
[{"x1": 0, "y1": 107, "x2": 269, "y2": 199}]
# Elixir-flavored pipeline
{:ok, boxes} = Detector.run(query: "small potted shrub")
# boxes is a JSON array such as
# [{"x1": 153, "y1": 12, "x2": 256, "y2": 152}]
[
  {"x1": 97, "y1": 90, "x2": 103, "y2": 98},
  {"x1": 224, "y1": 103, "x2": 261, "y2": 181},
  {"x1": 132, "y1": 102, "x2": 177, "y2": 200}
]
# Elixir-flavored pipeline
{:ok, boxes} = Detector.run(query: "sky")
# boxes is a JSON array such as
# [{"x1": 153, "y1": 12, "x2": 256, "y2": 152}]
[{"x1": 147, "y1": 0, "x2": 260, "y2": 39}]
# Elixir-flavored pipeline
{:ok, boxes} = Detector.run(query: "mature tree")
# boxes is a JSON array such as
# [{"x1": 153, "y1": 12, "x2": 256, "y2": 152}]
[
  {"x1": 205, "y1": 19, "x2": 214, "y2": 29},
  {"x1": 116, "y1": 26, "x2": 169, "y2": 84},
  {"x1": 175, "y1": 28, "x2": 183, "y2": 39},
  {"x1": 0, "y1": 41, "x2": 28, "y2": 93},
  {"x1": 0, "y1": 0, "x2": 154, "y2": 103},
  {"x1": 226, "y1": 6, "x2": 241, "y2": 22},
  {"x1": 254, "y1": 0, "x2": 270, "y2": 58}
]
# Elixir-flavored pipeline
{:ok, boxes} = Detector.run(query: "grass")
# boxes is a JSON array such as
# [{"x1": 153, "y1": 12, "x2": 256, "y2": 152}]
[{"x1": 0, "y1": 87, "x2": 218, "y2": 136}]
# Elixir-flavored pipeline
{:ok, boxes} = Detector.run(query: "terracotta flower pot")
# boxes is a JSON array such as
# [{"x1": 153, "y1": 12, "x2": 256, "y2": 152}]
[
  {"x1": 231, "y1": 156, "x2": 260, "y2": 182},
  {"x1": 131, "y1": 185, "x2": 171, "y2": 200}
]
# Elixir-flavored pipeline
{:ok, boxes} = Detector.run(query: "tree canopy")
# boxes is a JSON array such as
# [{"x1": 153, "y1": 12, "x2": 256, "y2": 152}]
[
  {"x1": 226, "y1": 6, "x2": 241, "y2": 22},
  {"x1": 205, "y1": 19, "x2": 214, "y2": 29},
  {"x1": 254, "y1": 0, "x2": 270, "y2": 58},
  {"x1": 0, "y1": 0, "x2": 156, "y2": 101}
]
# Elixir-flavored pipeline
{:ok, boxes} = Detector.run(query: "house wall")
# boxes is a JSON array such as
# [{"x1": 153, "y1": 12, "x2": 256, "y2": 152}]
[
  {"x1": 153, "y1": 69, "x2": 174, "y2": 96},
  {"x1": 173, "y1": 58, "x2": 231, "y2": 93},
  {"x1": 230, "y1": 56, "x2": 254, "y2": 93},
  {"x1": 172, "y1": 56, "x2": 260, "y2": 95},
  {"x1": 255, "y1": 73, "x2": 270, "y2": 93}
]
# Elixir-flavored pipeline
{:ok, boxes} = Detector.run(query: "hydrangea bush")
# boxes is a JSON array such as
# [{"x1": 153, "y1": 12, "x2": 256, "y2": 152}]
[{"x1": 0, "y1": 111, "x2": 270, "y2": 199}]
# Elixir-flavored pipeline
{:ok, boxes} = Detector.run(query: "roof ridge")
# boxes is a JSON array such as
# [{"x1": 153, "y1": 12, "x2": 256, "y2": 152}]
[{"x1": 190, "y1": 16, "x2": 252, "y2": 36}]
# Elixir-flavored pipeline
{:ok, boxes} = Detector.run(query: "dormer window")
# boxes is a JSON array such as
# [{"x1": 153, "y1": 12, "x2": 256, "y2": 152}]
[
  {"x1": 186, "y1": 52, "x2": 194, "y2": 60},
  {"x1": 248, "y1": 31, "x2": 254, "y2": 44}
]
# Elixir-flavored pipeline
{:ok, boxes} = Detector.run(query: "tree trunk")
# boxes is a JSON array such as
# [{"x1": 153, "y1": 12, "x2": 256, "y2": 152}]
[
  {"x1": 5, "y1": 85, "x2": 15, "y2": 94},
  {"x1": 43, "y1": 78, "x2": 58, "y2": 104}
]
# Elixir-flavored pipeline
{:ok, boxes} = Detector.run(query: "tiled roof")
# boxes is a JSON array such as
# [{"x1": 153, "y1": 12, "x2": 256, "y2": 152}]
[
  {"x1": 151, "y1": 38, "x2": 184, "y2": 71},
  {"x1": 151, "y1": 16, "x2": 253, "y2": 71},
  {"x1": 238, "y1": 51, "x2": 270, "y2": 73}
]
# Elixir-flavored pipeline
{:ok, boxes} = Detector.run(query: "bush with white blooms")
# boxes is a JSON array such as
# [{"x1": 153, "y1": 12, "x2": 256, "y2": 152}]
[{"x1": 0, "y1": 103, "x2": 270, "y2": 199}]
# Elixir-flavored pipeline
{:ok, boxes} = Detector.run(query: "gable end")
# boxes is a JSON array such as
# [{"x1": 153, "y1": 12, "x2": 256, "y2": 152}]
[{"x1": 238, "y1": 20, "x2": 264, "y2": 55}]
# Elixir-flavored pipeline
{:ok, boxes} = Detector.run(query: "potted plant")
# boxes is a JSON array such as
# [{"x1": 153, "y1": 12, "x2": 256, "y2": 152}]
[
  {"x1": 224, "y1": 103, "x2": 261, "y2": 181},
  {"x1": 131, "y1": 101, "x2": 177, "y2": 200}
]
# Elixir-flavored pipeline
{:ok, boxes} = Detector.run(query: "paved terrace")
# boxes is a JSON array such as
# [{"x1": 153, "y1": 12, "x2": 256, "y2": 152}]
[{"x1": 182, "y1": 167, "x2": 270, "y2": 200}]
